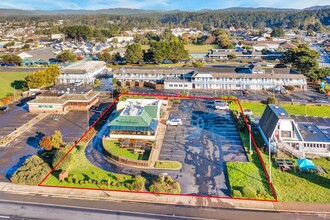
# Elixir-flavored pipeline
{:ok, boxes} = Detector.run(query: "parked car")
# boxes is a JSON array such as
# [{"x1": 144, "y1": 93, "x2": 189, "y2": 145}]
[
  {"x1": 166, "y1": 118, "x2": 182, "y2": 126},
  {"x1": 0, "y1": 106, "x2": 9, "y2": 112},
  {"x1": 242, "y1": 89, "x2": 250, "y2": 95},
  {"x1": 215, "y1": 103, "x2": 230, "y2": 110},
  {"x1": 243, "y1": 109, "x2": 253, "y2": 116}
]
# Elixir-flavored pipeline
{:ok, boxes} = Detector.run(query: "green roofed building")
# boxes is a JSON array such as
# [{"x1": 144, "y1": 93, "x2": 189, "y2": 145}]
[{"x1": 108, "y1": 99, "x2": 166, "y2": 140}]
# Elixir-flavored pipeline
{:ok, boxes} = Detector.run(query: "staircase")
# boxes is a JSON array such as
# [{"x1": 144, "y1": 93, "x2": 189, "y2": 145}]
[{"x1": 277, "y1": 141, "x2": 302, "y2": 158}]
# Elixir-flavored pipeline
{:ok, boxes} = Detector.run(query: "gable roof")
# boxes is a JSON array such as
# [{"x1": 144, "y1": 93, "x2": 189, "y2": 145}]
[{"x1": 259, "y1": 105, "x2": 292, "y2": 140}]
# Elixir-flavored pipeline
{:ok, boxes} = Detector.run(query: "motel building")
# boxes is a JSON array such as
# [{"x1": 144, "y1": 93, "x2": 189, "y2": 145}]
[
  {"x1": 259, "y1": 105, "x2": 330, "y2": 158},
  {"x1": 57, "y1": 60, "x2": 107, "y2": 84},
  {"x1": 27, "y1": 90, "x2": 100, "y2": 113},
  {"x1": 107, "y1": 99, "x2": 167, "y2": 140}
]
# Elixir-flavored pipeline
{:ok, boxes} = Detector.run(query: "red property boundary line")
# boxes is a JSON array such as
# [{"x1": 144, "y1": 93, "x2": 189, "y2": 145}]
[{"x1": 38, "y1": 92, "x2": 278, "y2": 202}]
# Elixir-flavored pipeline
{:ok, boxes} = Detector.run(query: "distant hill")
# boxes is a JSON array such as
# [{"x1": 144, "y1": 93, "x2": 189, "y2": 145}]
[{"x1": 0, "y1": 6, "x2": 329, "y2": 16}]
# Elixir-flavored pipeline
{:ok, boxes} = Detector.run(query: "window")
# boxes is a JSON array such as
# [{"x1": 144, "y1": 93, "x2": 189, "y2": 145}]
[{"x1": 169, "y1": 84, "x2": 173, "y2": 87}]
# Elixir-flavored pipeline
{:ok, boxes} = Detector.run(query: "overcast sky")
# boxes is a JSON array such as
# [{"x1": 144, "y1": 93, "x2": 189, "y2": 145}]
[{"x1": 0, "y1": 0, "x2": 329, "y2": 10}]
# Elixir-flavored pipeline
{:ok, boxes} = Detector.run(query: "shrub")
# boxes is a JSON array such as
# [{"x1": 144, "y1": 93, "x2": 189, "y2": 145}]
[
  {"x1": 267, "y1": 96, "x2": 278, "y2": 104},
  {"x1": 241, "y1": 186, "x2": 257, "y2": 199},
  {"x1": 284, "y1": 85, "x2": 294, "y2": 92},
  {"x1": 232, "y1": 190, "x2": 242, "y2": 198}
]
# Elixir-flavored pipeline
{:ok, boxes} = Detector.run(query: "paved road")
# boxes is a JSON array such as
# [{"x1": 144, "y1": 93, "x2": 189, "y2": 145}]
[
  {"x1": 129, "y1": 87, "x2": 330, "y2": 104},
  {"x1": 0, "y1": 192, "x2": 327, "y2": 220},
  {"x1": 311, "y1": 44, "x2": 330, "y2": 68}
]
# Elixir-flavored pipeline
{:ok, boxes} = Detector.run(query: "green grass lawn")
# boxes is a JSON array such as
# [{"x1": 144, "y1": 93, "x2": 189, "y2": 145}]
[
  {"x1": 184, "y1": 44, "x2": 219, "y2": 53},
  {"x1": 43, "y1": 142, "x2": 141, "y2": 190},
  {"x1": 227, "y1": 129, "x2": 330, "y2": 202},
  {"x1": 226, "y1": 131, "x2": 274, "y2": 200},
  {"x1": 103, "y1": 140, "x2": 150, "y2": 160},
  {"x1": 0, "y1": 72, "x2": 30, "y2": 99},
  {"x1": 155, "y1": 160, "x2": 182, "y2": 170},
  {"x1": 230, "y1": 102, "x2": 330, "y2": 118}
]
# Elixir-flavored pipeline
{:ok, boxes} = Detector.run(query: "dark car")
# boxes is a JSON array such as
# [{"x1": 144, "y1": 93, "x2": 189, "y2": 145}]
[{"x1": 0, "y1": 106, "x2": 9, "y2": 112}]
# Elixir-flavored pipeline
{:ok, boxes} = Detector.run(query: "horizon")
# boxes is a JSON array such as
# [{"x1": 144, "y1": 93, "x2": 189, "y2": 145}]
[{"x1": 0, "y1": 0, "x2": 329, "y2": 11}]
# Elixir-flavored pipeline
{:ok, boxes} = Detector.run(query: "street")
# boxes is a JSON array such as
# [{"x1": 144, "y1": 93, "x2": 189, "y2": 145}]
[{"x1": 0, "y1": 191, "x2": 327, "y2": 220}]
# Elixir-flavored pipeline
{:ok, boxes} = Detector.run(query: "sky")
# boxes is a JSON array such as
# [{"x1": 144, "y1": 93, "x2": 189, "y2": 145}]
[{"x1": 0, "y1": 0, "x2": 329, "y2": 11}]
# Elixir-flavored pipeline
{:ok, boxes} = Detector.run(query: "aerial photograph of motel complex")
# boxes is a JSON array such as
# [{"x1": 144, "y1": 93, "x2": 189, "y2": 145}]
[{"x1": 0, "y1": 1, "x2": 330, "y2": 219}]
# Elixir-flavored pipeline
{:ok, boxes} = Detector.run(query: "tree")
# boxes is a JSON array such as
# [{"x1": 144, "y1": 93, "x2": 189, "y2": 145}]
[
  {"x1": 193, "y1": 62, "x2": 205, "y2": 67},
  {"x1": 51, "y1": 130, "x2": 63, "y2": 149},
  {"x1": 99, "y1": 53, "x2": 113, "y2": 63},
  {"x1": 227, "y1": 54, "x2": 237, "y2": 60},
  {"x1": 281, "y1": 44, "x2": 319, "y2": 77},
  {"x1": 22, "y1": 44, "x2": 30, "y2": 50},
  {"x1": 10, "y1": 155, "x2": 51, "y2": 185},
  {"x1": 39, "y1": 136, "x2": 52, "y2": 151},
  {"x1": 271, "y1": 27, "x2": 285, "y2": 37},
  {"x1": 56, "y1": 50, "x2": 77, "y2": 63},
  {"x1": 315, "y1": 68, "x2": 330, "y2": 81},
  {"x1": 26, "y1": 65, "x2": 60, "y2": 89},
  {"x1": 126, "y1": 43, "x2": 143, "y2": 64},
  {"x1": 1, "y1": 55, "x2": 22, "y2": 66}
]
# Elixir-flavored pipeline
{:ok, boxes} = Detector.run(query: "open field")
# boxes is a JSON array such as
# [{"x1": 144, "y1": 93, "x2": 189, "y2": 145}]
[
  {"x1": 141, "y1": 44, "x2": 219, "y2": 53},
  {"x1": 0, "y1": 72, "x2": 30, "y2": 99},
  {"x1": 43, "y1": 143, "x2": 139, "y2": 190},
  {"x1": 229, "y1": 102, "x2": 330, "y2": 118}
]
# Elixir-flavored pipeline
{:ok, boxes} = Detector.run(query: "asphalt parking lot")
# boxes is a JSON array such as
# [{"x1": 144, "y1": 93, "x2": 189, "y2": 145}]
[
  {"x1": 159, "y1": 99, "x2": 247, "y2": 196},
  {"x1": 0, "y1": 98, "x2": 111, "y2": 182}
]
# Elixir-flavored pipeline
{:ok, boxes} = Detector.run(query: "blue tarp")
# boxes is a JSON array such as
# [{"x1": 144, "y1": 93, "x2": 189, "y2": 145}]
[{"x1": 297, "y1": 158, "x2": 316, "y2": 170}]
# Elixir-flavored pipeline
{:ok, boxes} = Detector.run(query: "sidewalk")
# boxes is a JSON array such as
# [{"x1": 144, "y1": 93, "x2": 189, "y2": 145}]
[{"x1": 0, "y1": 182, "x2": 329, "y2": 214}]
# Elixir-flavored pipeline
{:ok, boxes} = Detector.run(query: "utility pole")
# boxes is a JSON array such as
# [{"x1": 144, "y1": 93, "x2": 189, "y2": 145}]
[{"x1": 268, "y1": 137, "x2": 272, "y2": 183}]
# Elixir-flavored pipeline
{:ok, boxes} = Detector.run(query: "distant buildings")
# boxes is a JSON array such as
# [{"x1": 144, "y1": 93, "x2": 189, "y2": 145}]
[
  {"x1": 113, "y1": 66, "x2": 307, "y2": 91},
  {"x1": 57, "y1": 61, "x2": 106, "y2": 84},
  {"x1": 18, "y1": 48, "x2": 57, "y2": 66},
  {"x1": 259, "y1": 105, "x2": 330, "y2": 158}
]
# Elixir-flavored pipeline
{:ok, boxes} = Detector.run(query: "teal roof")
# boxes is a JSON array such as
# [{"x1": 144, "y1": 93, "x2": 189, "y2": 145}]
[{"x1": 109, "y1": 106, "x2": 158, "y2": 130}]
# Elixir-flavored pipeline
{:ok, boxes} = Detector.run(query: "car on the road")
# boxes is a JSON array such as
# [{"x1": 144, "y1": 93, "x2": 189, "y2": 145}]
[
  {"x1": 215, "y1": 103, "x2": 230, "y2": 110},
  {"x1": 166, "y1": 118, "x2": 182, "y2": 126},
  {"x1": 0, "y1": 106, "x2": 9, "y2": 112},
  {"x1": 243, "y1": 109, "x2": 253, "y2": 116}
]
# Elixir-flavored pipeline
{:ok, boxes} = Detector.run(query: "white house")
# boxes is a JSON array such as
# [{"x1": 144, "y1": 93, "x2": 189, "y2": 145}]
[{"x1": 259, "y1": 105, "x2": 330, "y2": 158}]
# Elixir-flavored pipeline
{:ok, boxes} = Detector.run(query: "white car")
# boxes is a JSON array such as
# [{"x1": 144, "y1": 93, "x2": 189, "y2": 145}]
[
  {"x1": 166, "y1": 118, "x2": 182, "y2": 126},
  {"x1": 215, "y1": 103, "x2": 230, "y2": 110},
  {"x1": 243, "y1": 109, "x2": 253, "y2": 116}
]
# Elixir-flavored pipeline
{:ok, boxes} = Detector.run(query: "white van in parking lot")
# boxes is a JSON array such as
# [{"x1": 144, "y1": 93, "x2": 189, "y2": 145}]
[
  {"x1": 166, "y1": 118, "x2": 182, "y2": 126},
  {"x1": 215, "y1": 103, "x2": 229, "y2": 110}
]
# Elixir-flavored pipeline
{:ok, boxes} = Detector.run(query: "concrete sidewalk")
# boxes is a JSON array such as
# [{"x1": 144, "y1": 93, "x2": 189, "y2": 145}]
[{"x1": 0, "y1": 182, "x2": 329, "y2": 214}]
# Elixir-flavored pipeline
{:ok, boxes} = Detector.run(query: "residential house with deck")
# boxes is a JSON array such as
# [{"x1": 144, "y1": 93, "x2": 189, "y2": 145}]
[{"x1": 259, "y1": 105, "x2": 330, "y2": 158}]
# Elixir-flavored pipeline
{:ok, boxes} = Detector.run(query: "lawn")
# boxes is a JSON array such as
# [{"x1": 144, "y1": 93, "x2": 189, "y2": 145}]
[
  {"x1": 0, "y1": 72, "x2": 30, "y2": 99},
  {"x1": 103, "y1": 140, "x2": 150, "y2": 161},
  {"x1": 226, "y1": 131, "x2": 274, "y2": 200},
  {"x1": 230, "y1": 102, "x2": 330, "y2": 118},
  {"x1": 184, "y1": 44, "x2": 219, "y2": 53},
  {"x1": 155, "y1": 160, "x2": 182, "y2": 170},
  {"x1": 228, "y1": 127, "x2": 330, "y2": 202},
  {"x1": 140, "y1": 44, "x2": 219, "y2": 53},
  {"x1": 43, "y1": 142, "x2": 142, "y2": 191}
]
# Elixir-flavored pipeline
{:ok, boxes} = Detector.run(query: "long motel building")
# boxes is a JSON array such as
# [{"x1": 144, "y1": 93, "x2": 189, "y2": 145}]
[{"x1": 112, "y1": 66, "x2": 307, "y2": 91}]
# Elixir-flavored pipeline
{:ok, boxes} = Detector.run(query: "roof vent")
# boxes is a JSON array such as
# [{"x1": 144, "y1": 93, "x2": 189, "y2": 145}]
[
  {"x1": 275, "y1": 106, "x2": 279, "y2": 109},
  {"x1": 280, "y1": 113, "x2": 285, "y2": 116}
]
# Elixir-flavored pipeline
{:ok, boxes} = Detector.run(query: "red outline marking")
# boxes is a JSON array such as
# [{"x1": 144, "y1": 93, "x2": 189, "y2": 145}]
[{"x1": 38, "y1": 92, "x2": 278, "y2": 202}]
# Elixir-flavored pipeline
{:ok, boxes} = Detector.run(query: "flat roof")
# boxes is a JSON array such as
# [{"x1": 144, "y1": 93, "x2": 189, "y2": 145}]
[
  {"x1": 61, "y1": 61, "x2": 106, "y2": 74},
  {"x1": 297, "y1": 123, "x2": 330, "y2": 143}
]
